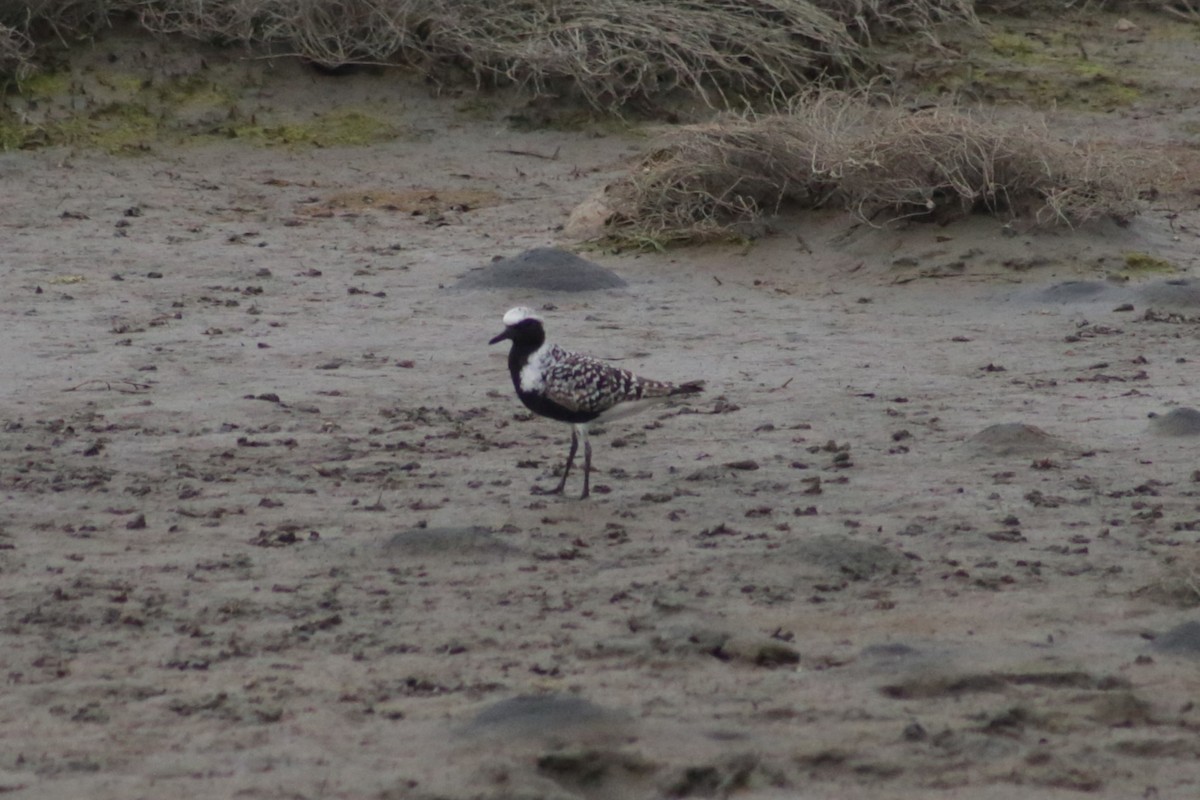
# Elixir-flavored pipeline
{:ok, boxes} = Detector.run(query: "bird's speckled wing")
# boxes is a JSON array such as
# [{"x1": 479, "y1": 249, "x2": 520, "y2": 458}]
[{"x1": 540, "y1": 346, "x2": 676, "y2": 415}]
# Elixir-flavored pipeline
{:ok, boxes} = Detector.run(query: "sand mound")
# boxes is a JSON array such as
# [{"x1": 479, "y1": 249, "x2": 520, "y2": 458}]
[{"x1": 969, "y1": 422, "x2": 1075, "y2": 456}]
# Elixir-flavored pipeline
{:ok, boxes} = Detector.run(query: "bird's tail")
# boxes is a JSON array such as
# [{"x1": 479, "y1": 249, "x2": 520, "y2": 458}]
[{"x1": 669, "y1": 380, "x2": 705, "y2": 397}]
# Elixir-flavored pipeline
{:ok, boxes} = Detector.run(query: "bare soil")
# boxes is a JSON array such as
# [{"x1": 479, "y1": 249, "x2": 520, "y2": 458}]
[{"x1": 3, "y1": 12, "x2": 1200, "y2": 800}]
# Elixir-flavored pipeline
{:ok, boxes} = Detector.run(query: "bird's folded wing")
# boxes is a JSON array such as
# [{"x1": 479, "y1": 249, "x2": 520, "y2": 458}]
[
  {"x1": 543, "y1": 354, "x2": 681, "y2": 413},
  {"x1": 542, "y1": 356, "x2": 640, "y2": 413}
]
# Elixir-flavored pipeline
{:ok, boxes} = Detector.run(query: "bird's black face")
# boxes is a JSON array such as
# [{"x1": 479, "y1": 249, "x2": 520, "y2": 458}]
[{"x1": 489, "y1": 318, "x2": 544, "y2": 347}]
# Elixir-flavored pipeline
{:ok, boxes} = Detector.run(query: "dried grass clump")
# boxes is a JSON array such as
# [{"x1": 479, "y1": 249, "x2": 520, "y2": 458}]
[
  {"x1": 604, "y1": 121, "x2": 816, "y2": 245},
  {"x1": 606, "y1": 93, "x2": 868, "y2": 244},
  {"x1": 1135, "y1": 551, "x2": 1200, "y2": 608},
  {"x1": 603, "y1": 96, "x2": 1144, "y2": 244},
  {"x1": 842, "y1": 107, "x2": 1141, "y2": 226}
]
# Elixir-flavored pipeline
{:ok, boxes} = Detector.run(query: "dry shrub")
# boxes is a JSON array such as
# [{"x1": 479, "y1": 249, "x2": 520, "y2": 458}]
[
  {"x1": 0, "y1": 0, "x2": 122, "y2": 39},
  {"x1": 140, "y1": 1, "x2": 426, "y2": 65},
  {"x1": 971, "y1": 0, "x2": 1057, "y2": 13},
  {"x1": 603, "y1": 95, "x2": 1145, "y2": 244},
  {"x1": 428, "y1": 0, "x2": 866, "y2": 110},
  {"x1": 0, "y1": 1, "x2": 980, "y2": 106},
  {"x1": 0, "y1": 23, "x2": 33, "y2": 81},
  {"x1": 818, "y1": 0, "x2": 977, "y2": 37},
  {"x1": 142, "y1": 0, "x2": 871, "y2": 109},
  {"x1": 975, "y1": 0, "x2": 1200, "y2": 16}
]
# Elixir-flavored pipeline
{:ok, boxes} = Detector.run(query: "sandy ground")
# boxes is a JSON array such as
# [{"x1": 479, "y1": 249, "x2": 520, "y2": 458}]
[{"x1": 4, "y1": 17, "x2": 1200, "y2": 800}]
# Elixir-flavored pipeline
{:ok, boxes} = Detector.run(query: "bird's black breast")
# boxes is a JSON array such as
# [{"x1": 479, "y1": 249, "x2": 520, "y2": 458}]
[{"x1": 515, "y1": 389, "x2": 601, "y2": 425}]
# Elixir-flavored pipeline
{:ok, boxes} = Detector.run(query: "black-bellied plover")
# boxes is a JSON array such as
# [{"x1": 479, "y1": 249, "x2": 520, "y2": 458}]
[{"x1": 489, "y1": 307, "x2": 703, "y2": 499}]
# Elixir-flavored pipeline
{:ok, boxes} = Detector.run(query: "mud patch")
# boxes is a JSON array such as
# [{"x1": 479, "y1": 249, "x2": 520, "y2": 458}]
[
  {"x1": 536, "y1": 749, "x2": 659, "y2": 798},
  {"x1": 302, "y1": 187, "x2": 502, "y2": 216},
  {"x1": 778, "y1": 534, "x2": 909, "y2": 581}
]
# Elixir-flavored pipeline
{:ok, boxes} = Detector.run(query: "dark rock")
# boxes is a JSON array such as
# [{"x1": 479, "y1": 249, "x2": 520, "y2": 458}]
[
  {"x1": 1139, "y1": 279, "x2": 1200, "y2": 308},
  {"x1": 467, "y1": 694, "x2": 627, "y2": 740},
  {"x1": 1148, "y1": 408, "x2": 1200, "y2": 437},
  {"x1": 384, "y1": 526, "x2": 517, "y2": 560},
  {"x1": 1035, "y1": 281, "x2": 1110, "y2": 303},
  {"x1": 1151, "y1": 620, "x2": 1200, "y2": 656},
  {"x1": 453, "y1": 247, "x2": 627, "y2": 292}
]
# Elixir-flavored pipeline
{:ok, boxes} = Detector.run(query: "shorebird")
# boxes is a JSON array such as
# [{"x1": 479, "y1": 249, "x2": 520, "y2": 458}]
[{"x1": 489, "y1": 307, "x2": 704, "y2": 499}]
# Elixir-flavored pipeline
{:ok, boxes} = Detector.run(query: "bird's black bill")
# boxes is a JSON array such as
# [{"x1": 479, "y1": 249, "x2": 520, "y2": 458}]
[{"x1": 488, "y1": 329, "x2": 511, "y2": 345}]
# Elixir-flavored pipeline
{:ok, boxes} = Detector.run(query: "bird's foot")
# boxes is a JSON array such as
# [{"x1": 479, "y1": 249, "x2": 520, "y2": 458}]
[{"x1": 531, "y1": 484, "x2": 566, "y2": 496}]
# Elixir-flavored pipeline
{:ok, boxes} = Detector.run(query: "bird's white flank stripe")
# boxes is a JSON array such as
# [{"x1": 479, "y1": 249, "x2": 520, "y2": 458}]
[{"x1": 518, "y1": 343, "x2": 551, "y2": 393}]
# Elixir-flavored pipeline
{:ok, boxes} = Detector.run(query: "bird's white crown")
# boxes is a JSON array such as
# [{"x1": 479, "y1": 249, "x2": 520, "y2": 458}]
[{"x1": 503, "y1": 306, "x2": 541, "y2": 326}]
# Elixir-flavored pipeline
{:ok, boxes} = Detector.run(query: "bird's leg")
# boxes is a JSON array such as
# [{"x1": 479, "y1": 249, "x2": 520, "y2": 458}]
[
  {"x1": 535, "y1": 427, "x2": 578, "y2": 495},
  {"x1": 580, "y1": 427, "x2": 592, "y2": 500},
  {"x1": 556, "y1": 427, "x2": 578, "y2": 494}
]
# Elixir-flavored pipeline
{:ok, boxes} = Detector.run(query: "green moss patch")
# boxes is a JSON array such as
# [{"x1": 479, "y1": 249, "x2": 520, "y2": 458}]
[
  {"x1": 1, "y1": 59, "x2": 403, "y2": 153},
  {"x1": 226, "y1": 110, "x2": 399, "y2": 147},
  {"x1": 908, "y1": 15, "x2": 1146, "y2": 112},
  {"x1": 20, "y1": 71, "x2": 72, "y2": 97},
  {"x1": 1121, "y1": 252, "x2": 1176, "y2": 274}
]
